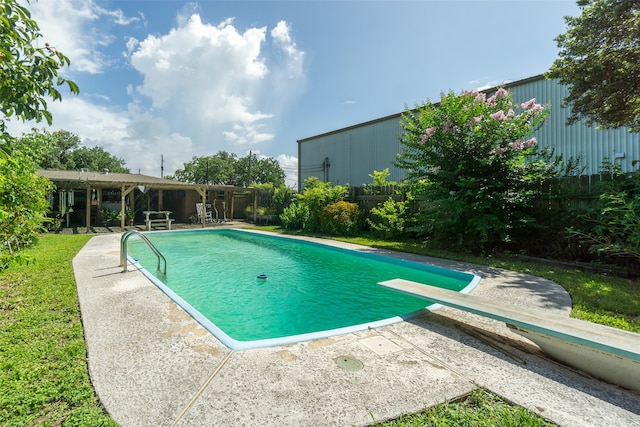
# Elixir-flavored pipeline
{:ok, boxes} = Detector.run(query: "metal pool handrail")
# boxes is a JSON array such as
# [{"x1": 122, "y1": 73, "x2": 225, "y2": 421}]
[{"x1": 120, "y1": 230, "x2": 166, "y2": 275}]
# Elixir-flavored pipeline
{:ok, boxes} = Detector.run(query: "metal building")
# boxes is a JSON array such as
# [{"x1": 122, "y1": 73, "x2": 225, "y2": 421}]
[{"x1": 297, "y1": 75, "x2": 639, "y2": 189}]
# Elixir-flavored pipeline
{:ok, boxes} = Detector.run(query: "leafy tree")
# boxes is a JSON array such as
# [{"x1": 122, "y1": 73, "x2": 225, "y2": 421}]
[
  {"x1": 16, "y1": 128, "x2": 80, "y2": 169},
  {"x1": 68, "y1": 146, "x2": 128, "y2": 173},
  {"x1": 396, "y1": 88, "x2": 572, "y2": 251},
  {"x1": 16, "y1": 128, "x2": 127, "y2": 172},
  {"x1": 0, "y1": 0, "x2": 79, "y2": 146},
  {"x1": 234, "y1": 153, "x2": 286, "y2": 187},
  {"x1": 173, "y1": 152, "x2": 237, "y2": 184},
  {"x1": 547, "y1": 0, "x2": 640, "y2": 131},
  {"x1": 173, "y1": 151, "x2": 286, "y2": 186}
]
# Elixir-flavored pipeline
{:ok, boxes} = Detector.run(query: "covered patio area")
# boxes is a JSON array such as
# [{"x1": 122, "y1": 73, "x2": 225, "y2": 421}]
[{"x1": 38, "y1": 170, "x2": 256, "y2": 231}]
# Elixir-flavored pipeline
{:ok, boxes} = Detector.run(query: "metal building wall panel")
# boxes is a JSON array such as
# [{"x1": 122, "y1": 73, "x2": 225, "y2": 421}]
[
  {"x1": 299, "y1": 117, "x2": 405, "y2": 187},
  {"x1": 508, "y1": 78, "x2": 639, "y2": 175}
]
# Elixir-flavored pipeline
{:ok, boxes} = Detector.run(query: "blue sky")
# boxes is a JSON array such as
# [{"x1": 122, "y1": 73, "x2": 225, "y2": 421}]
[{"x1": 12, "y1": 0, "x2": 580, "y2": 185}]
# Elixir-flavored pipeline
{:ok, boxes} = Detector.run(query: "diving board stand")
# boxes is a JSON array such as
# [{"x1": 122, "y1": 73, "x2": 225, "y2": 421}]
[{"x1": 379, "y1": 278, "x2": 640, "y2": 392}]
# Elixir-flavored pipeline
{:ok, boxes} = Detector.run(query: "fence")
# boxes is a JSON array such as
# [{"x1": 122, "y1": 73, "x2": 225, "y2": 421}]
[
  {"x1": 253, "y1": 173, "x2": 623, "y2": 227},
  {"x1": 347, "y1": 174, "x2": 623, "y2": 229}
]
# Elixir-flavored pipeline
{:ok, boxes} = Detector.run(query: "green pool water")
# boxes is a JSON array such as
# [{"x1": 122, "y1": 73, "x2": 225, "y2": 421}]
[{"x1": 127, "y1": 229, "x2": 478, "y2": 350}]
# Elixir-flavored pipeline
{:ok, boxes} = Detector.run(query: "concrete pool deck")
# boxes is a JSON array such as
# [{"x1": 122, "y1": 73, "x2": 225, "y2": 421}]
[{"x1": 73, "y1": 231, "x2": 640, "y2": 427}]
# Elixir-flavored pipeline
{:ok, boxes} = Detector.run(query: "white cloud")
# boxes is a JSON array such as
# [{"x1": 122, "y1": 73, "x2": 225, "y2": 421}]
[
  {"x1": 222, "y1": 124, "x2": 274, "y2": 146},
  {"x1": 475, "y1": 79, "x2": 512, "y2": 92},
  {"x1": 131, "y1": 15, "x2": 268, "y2": 110},
  {"x1": 128, "y1": 13, "x2": 304, "y2": 156},
  {"x1": 28, "y1": 0, "x2": 139, "y2": 74},
  {"x1": 276, "y1": 154, "x2": 298, "y2": 188}
]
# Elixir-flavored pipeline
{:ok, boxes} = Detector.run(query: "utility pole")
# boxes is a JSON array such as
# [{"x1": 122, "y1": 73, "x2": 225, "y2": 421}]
[
  {"x1": 248, "y1": 150, "x2": 252, "y2": 187},
  {"x1": 161, "y1": 154, "x2": 164, "y2": 178}
]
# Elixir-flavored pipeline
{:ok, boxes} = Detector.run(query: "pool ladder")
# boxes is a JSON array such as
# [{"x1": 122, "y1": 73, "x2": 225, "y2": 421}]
[{"x1": 120, "y1": 230, "x2": 167, "y2": 275}]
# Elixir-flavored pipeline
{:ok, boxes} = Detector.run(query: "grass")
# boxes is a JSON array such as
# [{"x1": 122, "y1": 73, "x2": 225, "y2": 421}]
[
  {"x1": 2, "y1": 230, "x2": 639, "y2": 426},
  {"x1": 0, "y1": 234, "x2": 118, "y2": 427},
  {"x1": 373, "y1": 389, "x2": 557, "y2": 427}
]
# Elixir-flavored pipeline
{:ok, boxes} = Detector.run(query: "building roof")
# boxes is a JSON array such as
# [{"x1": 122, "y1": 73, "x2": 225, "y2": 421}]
[{"x1": 38, "y1": 169, "x2": 251, "y2": 192}]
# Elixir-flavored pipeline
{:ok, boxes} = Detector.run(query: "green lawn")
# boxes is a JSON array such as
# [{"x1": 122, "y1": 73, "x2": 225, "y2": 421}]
[
  {"x1": 374, "y1": 388, "x2": 557, "y2": 427},
  {"x1": 2, "y1": 231, "x2": 638, "y2": 426},
  {"x1": 0, "y1": 234, "x2": 117, "y2": 427}
]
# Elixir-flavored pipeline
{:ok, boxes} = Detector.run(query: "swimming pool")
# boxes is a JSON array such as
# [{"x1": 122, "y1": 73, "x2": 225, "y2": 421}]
[{"x1": 127, "y1": 229, "x2": 480, "y2": 350}]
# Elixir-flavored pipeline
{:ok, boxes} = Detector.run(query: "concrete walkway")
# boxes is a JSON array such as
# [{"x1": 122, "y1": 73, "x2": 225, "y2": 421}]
[{"x1": 73, "y1": 231, "x2": 640, "y2": 427}]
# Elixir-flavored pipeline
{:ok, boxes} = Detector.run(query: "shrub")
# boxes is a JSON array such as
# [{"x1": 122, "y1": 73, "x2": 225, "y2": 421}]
[
  {"x1": 289, "y1": 177, "x2": 348, "y2": 232},
  {"x1": 280, "y1": 202, "x2": 309, "y2": 231},
  {"x1": 569, "y1": 162, "x2": 640, "y2": 262},
  {"x1": 0, "y1": 143, "x2": 53, "y2": 269},
  {"x1": 320, "y1": 201, "x2": 362, "y2": 236},
  {"x1": 367, "y1": 197, "x2": 407, "y2": 238},
  {"x1": 273, "y1": 185, "x2": 295, "y2": 214}
]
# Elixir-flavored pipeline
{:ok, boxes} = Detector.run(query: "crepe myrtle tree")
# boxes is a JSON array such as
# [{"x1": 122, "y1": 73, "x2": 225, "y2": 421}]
[{"x1": 396, "y1": 88, "x2": 567, "y2": 250}]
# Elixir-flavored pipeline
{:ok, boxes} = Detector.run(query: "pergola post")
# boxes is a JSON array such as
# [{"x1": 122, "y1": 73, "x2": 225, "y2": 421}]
[
  {"x1": 85, "y1": 187, "x2": 91, "y2": 231},
  {"x1": 196, "y1": 186, "x2": 207, "y2": 227},
  {"x1": 120, "y1": 185, "x2": 136, "y2": 231}
]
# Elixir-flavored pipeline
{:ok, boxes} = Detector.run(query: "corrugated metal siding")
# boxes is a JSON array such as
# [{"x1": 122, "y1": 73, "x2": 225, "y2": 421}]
[
  {"x1": 508, "y1": 78, "x2": 639, "y2": 175},
  {"x1": 299, "y1": 76, "x2": 639, "y2": 188},
  {"x1": 299, "y1": 117, "x2": 405, "y2": 187}
]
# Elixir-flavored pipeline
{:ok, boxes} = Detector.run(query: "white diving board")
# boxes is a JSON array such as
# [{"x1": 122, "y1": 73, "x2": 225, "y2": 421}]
[{"x1": 379, "y1": 278, "x2": 640, "y2": 392}]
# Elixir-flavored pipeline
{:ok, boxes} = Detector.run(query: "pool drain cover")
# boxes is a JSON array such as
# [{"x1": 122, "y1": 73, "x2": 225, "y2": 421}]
[{"x1": 335, "y1": 356, "x2": 363, "y2": 371}]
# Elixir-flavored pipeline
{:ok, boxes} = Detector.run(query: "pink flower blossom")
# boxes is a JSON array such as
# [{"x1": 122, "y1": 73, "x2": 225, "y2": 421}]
[
  {"x1": 521, "y1": 98, "x2": 543, "y2": 111},
  {"x1": 509, "y1": 140, "x2": 524, "y2": 150},
  {"x1": 521, "y1": 98, "x2": 536, "y2": 109},
  {"x1": 494, "y1": 146, "x2": 507, "y2": 154},
  {"x1": 523, "y1": 137, "x2": 537, "y2": 148},
  {"x1": 418, "y1": 127, "x2": 437, "y2": 145},
  {"x1": 443, "y1": 121, "x2": 453, "y2": 133},
  {"x1": 490, "y1": 110, "x2": 507, "y2": 120},
  {"x1": 475, "y1": 92, "x2": 486, "y2": 103},
  {"x1": 486, "y1": 95, "x2": 497, "y2": 106},
  {"x1": 495, "y1": 87, "x2": 508, "y2": 98}
]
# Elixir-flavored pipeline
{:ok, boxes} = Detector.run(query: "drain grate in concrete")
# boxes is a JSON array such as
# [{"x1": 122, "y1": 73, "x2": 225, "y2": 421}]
[{"x1": 335, "y1": 356, "x2": 364, "y2": 371}]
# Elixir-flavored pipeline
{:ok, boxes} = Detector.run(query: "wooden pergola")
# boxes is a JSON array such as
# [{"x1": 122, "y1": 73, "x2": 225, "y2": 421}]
[{"x1": 38, "y1": 170, "x2": 255, "y2": 231}]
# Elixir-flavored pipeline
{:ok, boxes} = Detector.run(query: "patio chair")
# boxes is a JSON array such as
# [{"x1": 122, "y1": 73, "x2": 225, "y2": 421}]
[{"x1": 196, "y1": 203, "x2": 213, "y2": 223}]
